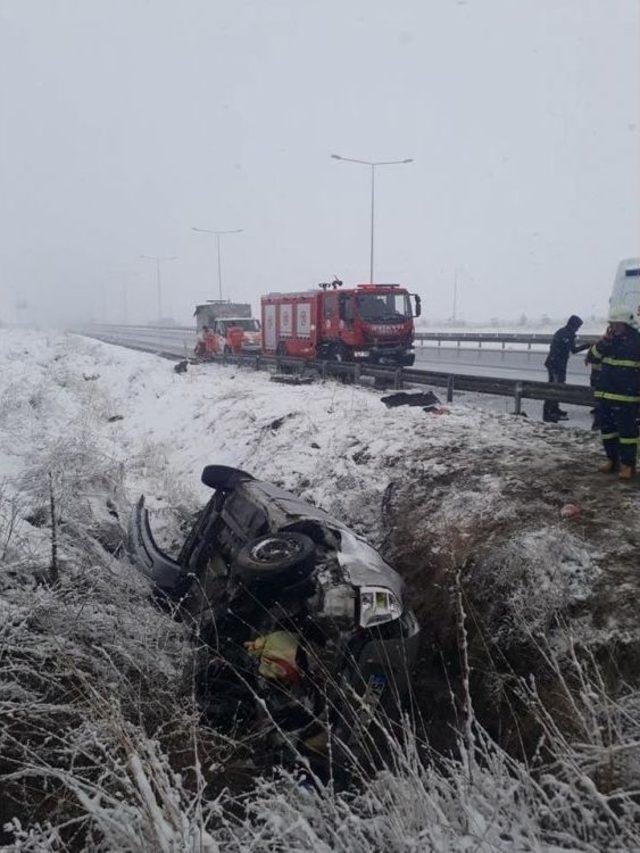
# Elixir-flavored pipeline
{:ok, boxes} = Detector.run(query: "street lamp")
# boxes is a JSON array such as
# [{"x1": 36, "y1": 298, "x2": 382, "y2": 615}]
[
  {"x1": 331, "y1": 153, "x2": 413, "y2": 284},
  {"x1": 139, "y1": 255, "x2": 177, "y2": 320},
  {"x1": 192, "y1": 227, "x2": 243, "y2": 301}
]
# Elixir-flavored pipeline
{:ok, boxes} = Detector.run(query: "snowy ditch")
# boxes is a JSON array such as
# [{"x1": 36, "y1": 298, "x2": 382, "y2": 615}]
[{"x1": 1, "y1": 329, "x2": 639, "y2": 850}]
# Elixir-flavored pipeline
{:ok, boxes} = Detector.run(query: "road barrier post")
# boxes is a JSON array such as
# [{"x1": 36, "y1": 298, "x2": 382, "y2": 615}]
[
  {"x1": 447, "y1": 376, "x2": 455, "y2": 402},
  {"x1": 514, "y1": 381, "x2": 523, "y2": 415},
  {"x1": 394, "y1": 368, "x2": 403, "y2": 390}
]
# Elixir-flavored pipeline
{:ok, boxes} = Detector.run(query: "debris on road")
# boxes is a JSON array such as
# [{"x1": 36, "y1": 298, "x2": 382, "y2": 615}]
[
  {"x1": 381, "y1": 391, "x2": 441, "y2": 408},
  {"x1": 270, "y1": 374, "x2": 314, "y2": 386}
]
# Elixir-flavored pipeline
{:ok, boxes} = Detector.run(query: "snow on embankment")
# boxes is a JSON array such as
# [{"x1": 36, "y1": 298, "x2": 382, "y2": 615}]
[{"x1": 1, "y1": 329, "x2": 639, "y2": 850}]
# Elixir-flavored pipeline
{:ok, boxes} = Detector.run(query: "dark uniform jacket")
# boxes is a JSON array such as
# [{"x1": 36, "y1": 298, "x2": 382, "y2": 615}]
[
  {"x1": 545, "y1": 326, "x2": 589, "y2": 374},
  {"x1": 590, "y1": 327, "x2": 640, "y2": 404}
]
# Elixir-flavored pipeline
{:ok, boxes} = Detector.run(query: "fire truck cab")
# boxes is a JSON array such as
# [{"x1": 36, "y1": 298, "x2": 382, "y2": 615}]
[{"x1": 261, "y1": 282, "x2": 420, "y2": 366}]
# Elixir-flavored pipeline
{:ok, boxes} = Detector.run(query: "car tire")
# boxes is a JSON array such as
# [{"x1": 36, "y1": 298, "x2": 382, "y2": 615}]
[{"x1": 234, "y1": 532, "x2": 315, "y2": 586}]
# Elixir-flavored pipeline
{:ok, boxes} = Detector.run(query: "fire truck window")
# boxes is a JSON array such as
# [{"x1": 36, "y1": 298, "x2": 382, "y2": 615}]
[
  {"x1": 339, "y1": 294, "x2": 354, "y2": 323},
  {"x1": 324, "y1": 295, "x2": 336, "y2": 320},
  {"x1": 356, "y1": 293, "x2": 410, "y2": 321}
]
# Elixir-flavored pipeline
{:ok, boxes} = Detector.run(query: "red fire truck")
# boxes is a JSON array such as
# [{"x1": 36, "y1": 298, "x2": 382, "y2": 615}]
[{"x1": 261, "y1": 281, "x2": 421, "y2": 366}]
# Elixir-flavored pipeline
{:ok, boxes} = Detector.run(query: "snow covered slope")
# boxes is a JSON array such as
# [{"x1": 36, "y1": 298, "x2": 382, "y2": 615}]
[
  {"x1": 1, "y1": 329, "x2": 639, "y2": 850},
  {"x1": 1, "y1": 327, "x2": 638, "y2": 696}
]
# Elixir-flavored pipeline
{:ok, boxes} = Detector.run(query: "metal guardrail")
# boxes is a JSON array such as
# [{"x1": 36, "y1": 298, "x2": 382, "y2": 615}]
[
  {"x1": 414, "y1": 331, "x2": 599, "y2": 347},
  {"x1": 82, "y1": 323, "x2": 600, "y2": 348},
  {"x1": 79, "y1": 327, "x2": 595, "y2": 412}
]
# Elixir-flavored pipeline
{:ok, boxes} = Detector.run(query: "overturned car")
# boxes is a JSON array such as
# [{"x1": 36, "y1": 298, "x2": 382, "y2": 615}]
[{"x1": 129, "y1": 466, "x2": 419, "y2": 762}]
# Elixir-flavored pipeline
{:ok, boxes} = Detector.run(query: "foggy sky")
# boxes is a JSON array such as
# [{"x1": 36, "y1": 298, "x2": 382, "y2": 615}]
[{"x1": 1, "y1": 0, "x2": 638, "y2": 326}]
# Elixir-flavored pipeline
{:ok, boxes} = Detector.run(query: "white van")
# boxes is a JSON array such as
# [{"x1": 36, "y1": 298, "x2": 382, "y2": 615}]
[{"x1": 609, "y1": 258, "x2": 640, "y2": 329}]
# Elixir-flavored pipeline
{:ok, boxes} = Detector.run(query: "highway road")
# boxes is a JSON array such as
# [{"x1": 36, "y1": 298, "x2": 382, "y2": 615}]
[
  {"x1": 414, "y1": 345, "x2": 590, "y2": 384},
  {"x1": 80, "y1": 324, "x2": 592, "y2": 384}
]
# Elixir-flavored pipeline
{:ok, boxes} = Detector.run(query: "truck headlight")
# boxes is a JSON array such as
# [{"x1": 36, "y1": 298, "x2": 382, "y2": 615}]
[{"x1": 359, "y1": 587, "x2": 402, "y2": 627}]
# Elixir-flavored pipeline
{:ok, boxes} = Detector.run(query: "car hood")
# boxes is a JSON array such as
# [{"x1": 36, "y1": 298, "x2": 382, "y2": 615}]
[{"x1": 242, "y1": 480, "x2": 404, "y2": 598}]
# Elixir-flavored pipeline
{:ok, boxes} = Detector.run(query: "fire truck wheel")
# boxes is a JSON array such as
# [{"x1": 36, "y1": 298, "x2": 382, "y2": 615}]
[
  {"x1": 330, "y1": 344, "x2": 351, "y2": 363},
  {"x1": 234, "y1": 533, "x2": 315, "y2": 586}
]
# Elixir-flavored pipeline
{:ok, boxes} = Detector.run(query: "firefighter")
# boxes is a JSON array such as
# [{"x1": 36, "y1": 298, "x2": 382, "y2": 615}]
[
  {"x1": 543, "y1": 315, "x2": 590, "y2": 422},
  {"x1": 589, "y1": 312, "x2": 640, "y2": 481}
]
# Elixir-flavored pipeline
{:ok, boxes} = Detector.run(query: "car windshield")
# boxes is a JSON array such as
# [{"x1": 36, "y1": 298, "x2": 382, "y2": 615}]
[
  {"x1": 356, "y1": 292, "x2": 411, "y2": 323},
  {"x1": 221, "y1": 318, "x2": 260, "y2": 332}
]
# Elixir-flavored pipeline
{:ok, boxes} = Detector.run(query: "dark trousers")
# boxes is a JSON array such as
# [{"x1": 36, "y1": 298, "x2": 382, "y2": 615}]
[
  {"x1": 543, "y1": 366, "x2": 567, "y2": 421},
  {"x1": 600, "y1": 402, "x2": 639, "y2": 467}
]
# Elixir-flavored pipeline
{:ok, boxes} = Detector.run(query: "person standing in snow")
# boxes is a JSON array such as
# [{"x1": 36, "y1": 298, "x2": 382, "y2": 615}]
[
  {"x1": 589, "y1": 314, "x2": 640, "y2": 481},
  {"x1": 542, "y1": 315, "x2": 590, "y2": 422}
]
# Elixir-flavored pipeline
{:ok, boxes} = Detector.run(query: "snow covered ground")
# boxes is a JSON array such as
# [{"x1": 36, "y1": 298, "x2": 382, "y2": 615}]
[{"x1": 1, "y1": 328, "x2": 639, "y2": 850}]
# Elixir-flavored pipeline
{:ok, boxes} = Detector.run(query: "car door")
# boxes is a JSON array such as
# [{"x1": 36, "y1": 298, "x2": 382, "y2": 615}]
[{"x1": 128, "y1": 496, "x2": 185, "y2": 595}]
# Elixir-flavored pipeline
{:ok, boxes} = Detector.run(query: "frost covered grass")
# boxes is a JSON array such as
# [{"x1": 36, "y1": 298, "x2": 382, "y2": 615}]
[{"x1": 1, "y1": 329, "x2": 639, "y2": 850}]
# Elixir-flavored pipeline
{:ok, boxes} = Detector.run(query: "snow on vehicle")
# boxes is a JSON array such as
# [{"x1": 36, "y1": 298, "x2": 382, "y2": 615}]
[
  {"x1": 193, "y1": 300, "x2": 261, "y2": 356},
  {"x1": 128, "y1": 465, "x2": 419, "y2": 760},
  {"x1": 261, "y1": 280, "x2": 421, "y2": 366},
  {"x1": 609, "y1": 258, "x2": 640, "y2": 328}
]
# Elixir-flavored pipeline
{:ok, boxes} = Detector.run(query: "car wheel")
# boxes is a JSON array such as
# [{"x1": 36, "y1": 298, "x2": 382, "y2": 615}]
[{"x1": 234, "y1": 532, "x2": 315, "y2": 585}]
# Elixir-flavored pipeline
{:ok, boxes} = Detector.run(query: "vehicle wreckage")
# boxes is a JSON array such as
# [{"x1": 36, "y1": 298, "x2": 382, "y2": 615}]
[{"x1": 128, "y1": 465, "x2": 419, "y2": 764}]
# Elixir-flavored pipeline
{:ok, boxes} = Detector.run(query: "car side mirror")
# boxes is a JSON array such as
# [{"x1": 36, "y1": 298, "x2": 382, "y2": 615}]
[{"x1": 414, "y1": 294, "x2": 422, "y2": 318}]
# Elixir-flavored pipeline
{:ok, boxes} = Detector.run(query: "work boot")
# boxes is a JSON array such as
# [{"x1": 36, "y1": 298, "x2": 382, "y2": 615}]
[
  {"x1": 598, "y1": 459, "x2": 617, "y2": 474},
  {"x1": 619, "y1": 465, "x2": 635, "y2": 482}
]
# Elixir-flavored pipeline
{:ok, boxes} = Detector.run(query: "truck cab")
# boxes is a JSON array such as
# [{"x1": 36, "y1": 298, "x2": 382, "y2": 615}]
[
  {"x1": 198, "y1": 317, "x2": 261, "y2": 356},
  {"x1": 324, "y1": 284, "x2": 418, "y2": 365},
  {"x1": 194, "y1": 301, "x2": 260, "y2": 357}
]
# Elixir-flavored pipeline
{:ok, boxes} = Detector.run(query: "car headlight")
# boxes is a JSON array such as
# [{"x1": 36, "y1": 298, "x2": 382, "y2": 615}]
[{"x1": 359, "y1": 586, "x2": 402, "y2": 628}]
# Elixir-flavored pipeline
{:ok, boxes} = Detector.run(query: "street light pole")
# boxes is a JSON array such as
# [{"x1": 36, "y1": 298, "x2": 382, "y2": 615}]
[
  {"x1": 192, "y1": 227, "x2": 243, "y2": 301},
  {"x1": 369, "y1": 165, "x2": 375, "y2": 286},
  {"x1": 331, "y1": 154, "x2": 413, "y2": 283},
  {"x1": 156, "y1": 257, "x2": 161, "y2": 317},
  {"x1": 139, "y1": 255, "x2": 177, "y2": 320}
]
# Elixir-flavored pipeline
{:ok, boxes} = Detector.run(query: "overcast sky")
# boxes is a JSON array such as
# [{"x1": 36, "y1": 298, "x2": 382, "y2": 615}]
[{"x1": 1, "y1": 0, "x2": 638, "y2": 326}]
